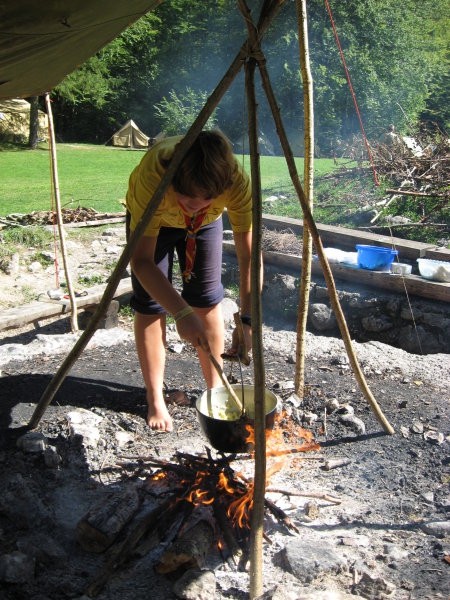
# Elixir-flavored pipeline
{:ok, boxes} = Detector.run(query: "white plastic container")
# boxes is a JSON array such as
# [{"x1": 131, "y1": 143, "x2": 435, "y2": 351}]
[
  {"x1": 417, "y1": 258, "x2": 450, "y2": 283},
  {"x1": 391, "y1": 263, "x2": 412, "y2": 276}
]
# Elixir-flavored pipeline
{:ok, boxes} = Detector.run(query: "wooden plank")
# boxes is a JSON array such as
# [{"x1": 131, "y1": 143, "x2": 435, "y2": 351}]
[
  {"x1": 223, "y1": 242, "x2": 450, "y2": 304},
  {"x1": 0, "y1": 278, "x2": 133, "y2": 332},
  {"x1": 257, "y1": 214, "x2": 450, "y2": 262}
]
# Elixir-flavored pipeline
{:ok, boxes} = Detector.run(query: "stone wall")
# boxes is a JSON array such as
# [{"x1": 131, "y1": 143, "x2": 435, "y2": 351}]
[{"x1": 222, "y1": 261, "x2": 450, "y2": 355}]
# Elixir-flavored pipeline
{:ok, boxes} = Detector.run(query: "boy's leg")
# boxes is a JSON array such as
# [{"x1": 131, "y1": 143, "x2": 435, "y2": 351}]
[
  {"x1": 134, "y1": 312, "x2": 173, "y2": 431},
  {"x1": 194, "y1": 303, "x2": 224, "y2": 388},
  {"x1": 128, "y1": 224, "x2": 185, "y2": 432}
]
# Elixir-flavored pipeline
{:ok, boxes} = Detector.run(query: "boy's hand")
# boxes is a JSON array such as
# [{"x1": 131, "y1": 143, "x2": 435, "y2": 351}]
[{"x1": 175, "y1": 312, "x2": 210, "y2": 353}]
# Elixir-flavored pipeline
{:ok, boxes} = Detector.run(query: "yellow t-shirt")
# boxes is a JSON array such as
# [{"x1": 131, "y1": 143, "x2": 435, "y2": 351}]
[{"x1": 126, "y1": 135, "x2": 252, "y2": 236}]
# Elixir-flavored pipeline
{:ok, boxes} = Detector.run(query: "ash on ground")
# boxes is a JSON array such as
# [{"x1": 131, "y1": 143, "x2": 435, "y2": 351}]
[{"x1": 0, "y1": 319, "x2": 449, "y2": 600}]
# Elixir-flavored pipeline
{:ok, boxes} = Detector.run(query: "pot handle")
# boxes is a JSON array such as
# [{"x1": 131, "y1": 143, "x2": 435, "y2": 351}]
[{"x1": 208, "y1": 353, "x2": 244, "y2": 414}]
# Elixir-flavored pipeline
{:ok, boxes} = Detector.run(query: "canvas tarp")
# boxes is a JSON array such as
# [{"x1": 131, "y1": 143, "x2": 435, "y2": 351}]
[
  {"x1": 112, "y1": 120, "x2": 149, "y2": 149},
  {"x1": 0, "y1": 1, "x2": 162, "y2": 100},
  {"x1": 0, "y1": 98, "x2": 48, "y2": 141}
]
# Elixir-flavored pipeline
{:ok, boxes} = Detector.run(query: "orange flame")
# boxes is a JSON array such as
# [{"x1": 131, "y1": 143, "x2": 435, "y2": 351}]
[
  {"x1": 245, "y1": 416, "x2": 320, "y2": 457},
  {"x1": 150, "y1": 471, "x2": 167, "y2": 481},
  {"x1": 227, "y1": 485, "x2": 254, "y2": 529},
  {"x1": 185, "y1": 471, "x2": 215, "y2": 506},
  {"x1": 217, "y1": 471, "x2": 238, "y2": 494}
]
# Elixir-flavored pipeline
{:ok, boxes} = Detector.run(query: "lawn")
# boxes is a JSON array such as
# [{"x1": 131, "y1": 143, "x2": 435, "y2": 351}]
[{"x1": 0, "y1": 143, "x2": 342, "y2": 217}]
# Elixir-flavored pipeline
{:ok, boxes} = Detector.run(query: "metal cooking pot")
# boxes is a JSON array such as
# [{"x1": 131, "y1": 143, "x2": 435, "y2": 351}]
[{"x1": 196, "y1": 384, "x2": 278, "y2": 453}]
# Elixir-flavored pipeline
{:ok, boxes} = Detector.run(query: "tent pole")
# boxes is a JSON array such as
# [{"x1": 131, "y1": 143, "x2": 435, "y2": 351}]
[
  {"x1": 294, "y1": 0, "x2": 314, "y2": 397},
  {"x1": 44, "y1": 92, "x2": 79, "y2": 332}
]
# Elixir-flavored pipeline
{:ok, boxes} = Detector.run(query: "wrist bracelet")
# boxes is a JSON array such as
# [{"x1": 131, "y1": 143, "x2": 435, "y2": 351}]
[
  {"x1": 174, "y1": 306, "x2": 194, "y2": 323},
  {"x1": 240, "y1": 314, "x2": 252, "y2": 327}
]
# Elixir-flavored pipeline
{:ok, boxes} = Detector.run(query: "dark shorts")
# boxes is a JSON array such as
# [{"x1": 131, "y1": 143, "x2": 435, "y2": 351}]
[{"x1": 126, "y1": 213, "x2": 224, "y2": 315}]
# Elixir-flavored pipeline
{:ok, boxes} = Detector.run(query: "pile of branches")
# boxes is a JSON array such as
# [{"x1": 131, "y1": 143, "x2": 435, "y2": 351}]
[
  {"x1": 371, "y1": 135, "x2": 449, "y2": 200},
  {"x1": 2, "y1": 207, "x2": 124, "y2": 226},
  {"x1": 326, "y1": 129, "x2": 449, "y2": 238},
  {"x1": 368, "y1": 134, "x2": 449, "y2": 232}
]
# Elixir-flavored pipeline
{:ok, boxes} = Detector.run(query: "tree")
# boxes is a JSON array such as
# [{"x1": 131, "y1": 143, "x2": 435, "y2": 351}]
[
  {"x1": 27, "y1": 96, "x2": 40, "y2": 149},
  {"x1": 50, "y1": 0, "x2": 447, "y2": 150},
  {"x1": 153, "y1": 88, "x2": 218, "y2": 134}
]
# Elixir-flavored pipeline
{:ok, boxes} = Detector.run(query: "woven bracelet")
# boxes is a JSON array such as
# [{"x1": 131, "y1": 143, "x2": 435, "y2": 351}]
[{"x1": 174, "y1": 306, "x2": 194, "y2": 323}]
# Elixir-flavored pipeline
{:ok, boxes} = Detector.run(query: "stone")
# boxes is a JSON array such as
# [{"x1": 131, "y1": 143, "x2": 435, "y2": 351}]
[
  {"x1": 44, "y1": 445, "x2": 63, "y2": 468},
  {"x1": 67, "y1": 409, "x2": 103, "y2": 448},
  {"x1": 352, "y1": 571, "x2": 396, "y2": 599},
  {"x1": 0, "y1": 473, "x2": 50, "y2": 528},
  {"x1": 283, "y1": 537, "x2": 346, "y2": 583},
  {"x1": 16, "y1": 431, "x2": 48, "y2": 453},
  {"x1": 28, "y1": 261, "x2": 43, "y2": 273},
  {"x1": 78, "y1": 300, "x2": 120, "y2": 330},
  {"x1": 423, "y1": 430, "x2": 445, "y2": 444},
  {"x1": 310, "y1": 303, "x2": 337, "y2": 331},
  {"x1": 0, "y1": 551, "x2": 35, "y2": 583},
  {"x1": 420, "y1": 520, "x2": 450, "y2": 538},
  {"x1": 172, "y1": 568, "x2": 216, "y2": 600},
  {"x1": 362, "y1": 314, "x2": 393, "y2": 332},
  {"x1": 5, "y1": 252, "x2": 20, "y2": 275},
  {"x1": 220, "y1": 297, "x2": 239, "y2": 325}
]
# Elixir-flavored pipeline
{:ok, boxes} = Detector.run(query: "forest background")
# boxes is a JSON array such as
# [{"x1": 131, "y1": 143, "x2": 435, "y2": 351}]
[{"x1": 48, "y1": 0, "x2": 448, "y2": 155}]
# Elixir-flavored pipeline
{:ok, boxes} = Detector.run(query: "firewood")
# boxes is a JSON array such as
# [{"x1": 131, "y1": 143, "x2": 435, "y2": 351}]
[
  {"x1": 76, "y1": 485, "x2": 141, "y2": 553},
  {"x1": 155, "y1": 518, "x2": 215, "y2": 574},
  {"x1": 212, "y1": 501, "x2": 243, "y2": 565},
  {"x1": 86, "y1": 495, "x2": 178, "y2": 597}
]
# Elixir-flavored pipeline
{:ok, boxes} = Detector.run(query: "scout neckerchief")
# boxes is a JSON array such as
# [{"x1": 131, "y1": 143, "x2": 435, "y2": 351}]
[{"x1": 178, "y1": 202, "x2": 210, "y2": 282}]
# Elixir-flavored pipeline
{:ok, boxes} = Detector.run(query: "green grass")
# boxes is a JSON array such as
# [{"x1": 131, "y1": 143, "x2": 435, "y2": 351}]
[
  {"x1": 0, "y1": 143, "x2": 344, "y2": 217},
  {"x1": 0, "y1": 143, "x2": 144, "y2": 216}
]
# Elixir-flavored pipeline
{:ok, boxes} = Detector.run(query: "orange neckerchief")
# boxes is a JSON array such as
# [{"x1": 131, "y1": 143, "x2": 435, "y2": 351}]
[{"x1": 178, "y1": 202, "x2": 210, "y2": 282}]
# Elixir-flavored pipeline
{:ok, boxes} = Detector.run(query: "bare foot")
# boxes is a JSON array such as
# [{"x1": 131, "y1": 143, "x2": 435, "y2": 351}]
[{"x1": 146, "y1": 397, "x2": 173, "y2": 432}]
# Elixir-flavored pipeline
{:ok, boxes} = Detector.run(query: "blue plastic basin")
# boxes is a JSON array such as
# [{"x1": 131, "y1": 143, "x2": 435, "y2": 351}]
[{"x1": 356, "y1": 245, "x2": 398, "y2": 271}]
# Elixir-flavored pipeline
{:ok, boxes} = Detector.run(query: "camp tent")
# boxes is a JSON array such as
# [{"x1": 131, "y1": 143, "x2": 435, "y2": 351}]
[
  {"x1": 111, "y1": 120, "x2": 149, "y2": 149},
  {"x1": 0, "y1": 1, "x2": 161, "y2": 101},
  {"x1": 0, "y1": 98, "x2": 48, "y2": 142}
]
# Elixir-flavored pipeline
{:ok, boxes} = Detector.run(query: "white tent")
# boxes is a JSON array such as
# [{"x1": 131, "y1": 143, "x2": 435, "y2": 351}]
[
  {"x1": 111, "y1": 119, "x2": 149, "y2": 149},
  {"x1": 0, "y1": 98, "x2": 48, "y2": 142}
]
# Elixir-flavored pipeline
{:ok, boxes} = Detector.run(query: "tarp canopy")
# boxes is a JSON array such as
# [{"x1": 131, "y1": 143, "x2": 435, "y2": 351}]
[
  {"x1": 0, "y1": 1, "x2": 161, "y2": 100},
  {"x1": 111, "y1": 120, "x2": 149, "y2": 149},
  {"x1": 0, "y1": 98, "x2": 48, "y2": 141}
]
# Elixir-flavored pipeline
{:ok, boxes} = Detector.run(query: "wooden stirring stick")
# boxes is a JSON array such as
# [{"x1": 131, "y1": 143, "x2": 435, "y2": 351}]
[{"x1": 208, "y1": 353, "x2": 244, "y2": 413}]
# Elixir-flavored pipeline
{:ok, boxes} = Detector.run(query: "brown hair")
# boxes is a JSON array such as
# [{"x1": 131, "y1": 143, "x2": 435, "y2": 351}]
[{"x1": 167, "y1": 130, "x2": 236, "y2": 198}]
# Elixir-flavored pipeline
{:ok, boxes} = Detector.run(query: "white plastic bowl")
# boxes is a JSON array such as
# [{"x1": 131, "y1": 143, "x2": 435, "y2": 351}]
[{"x1": 417, "y1": 258, "x2": 450, "y2": 283}]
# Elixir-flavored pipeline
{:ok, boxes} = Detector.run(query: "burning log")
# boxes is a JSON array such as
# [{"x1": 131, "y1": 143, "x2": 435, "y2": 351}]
[
  {"x1": 76, "y1": 484, "x2": 140, "y2": 553},
  {"x1": 155, "y1": 516, "x2": 215, "y2": 574},
  {"x1": 86, "y1": 494, "x2": 184, "y2": 597}
]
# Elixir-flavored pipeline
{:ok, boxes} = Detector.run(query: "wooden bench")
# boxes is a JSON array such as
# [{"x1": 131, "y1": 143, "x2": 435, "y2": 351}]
[{"x1": 0, "y1": 278, "x2": 132, "y2": 332}]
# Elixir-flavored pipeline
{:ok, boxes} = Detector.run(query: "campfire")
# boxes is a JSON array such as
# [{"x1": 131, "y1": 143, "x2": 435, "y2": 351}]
[{"x1": 76, "y1": 416, "x2": 325, "y2": 596}]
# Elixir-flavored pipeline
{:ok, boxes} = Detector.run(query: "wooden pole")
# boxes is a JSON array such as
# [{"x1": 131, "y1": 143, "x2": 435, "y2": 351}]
[
  {"x1": 245, "y1": 54, "x2": 266, "y2": 600},
  {"x1": 44, "y1": 92, "x2": 79, "y2": 333},
  {"x1": 294, "y1": 0, "x2": 314, "y2": 397},
  {"x1": 237, "y1": 1, "x2": 279, "y2": 596}
]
